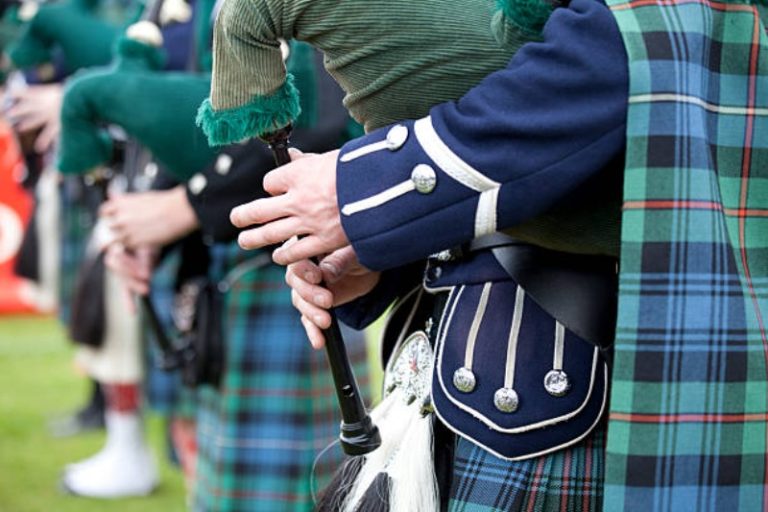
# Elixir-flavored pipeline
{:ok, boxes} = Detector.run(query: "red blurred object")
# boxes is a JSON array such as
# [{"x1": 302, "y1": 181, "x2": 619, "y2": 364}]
[{"x1": 0, "y1": 120, "x2": 37, "y2": 313}]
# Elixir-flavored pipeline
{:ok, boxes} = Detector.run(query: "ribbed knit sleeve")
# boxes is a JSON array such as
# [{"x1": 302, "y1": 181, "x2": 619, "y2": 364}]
[{"x1": 200, "y1": 0, "x2": 544, "y2": 145}]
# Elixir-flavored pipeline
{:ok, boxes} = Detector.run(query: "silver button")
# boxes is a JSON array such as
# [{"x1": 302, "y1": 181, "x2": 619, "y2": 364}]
[
  {"x1": 188, "y1": 173, "x2": 207, "y2": 195},
  {"x1": 18, "y1": 2, "x2": 39, "y2": 21},
  {"x1": 144, "y1": 162, "x2": 158, "y2": 178},
  {"x1": 544, "y1": 370, "x2": 571, "y2": 397},
  {"x1": 432, "y1": 249, "x2": 454, "y2": 262},
  {"x1": 453, "y1": 367, "x2": 476, "y2": 393},
  {"x1": 215, "y1": 154, "x2": 233, "y2": 175},
  {"x1": 411, "y1": 164, "x2": 436, "y2": 194},
  {"x1": 385, "y1": 124, "x2": 408, "y2": 150},
  {"x1": 494, "y1": 387, "x2": 519, "y2": 413}
]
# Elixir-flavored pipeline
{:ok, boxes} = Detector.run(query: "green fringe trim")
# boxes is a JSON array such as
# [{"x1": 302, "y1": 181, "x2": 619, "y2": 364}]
[
  {"x1": 115, "y1": 36, "x2": 166, "y2": 71},
  {"x1": 196, "y1": 74, "x2": 302, "y2": 146},
  {"x1": 496, "y1": 0, "x2": 553, "y2": 34}
]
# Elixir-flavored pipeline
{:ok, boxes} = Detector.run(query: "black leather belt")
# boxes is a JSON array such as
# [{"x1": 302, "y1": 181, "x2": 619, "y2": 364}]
[{"x1": 467, "y1": 233, "x2": 618, "y2": 352}]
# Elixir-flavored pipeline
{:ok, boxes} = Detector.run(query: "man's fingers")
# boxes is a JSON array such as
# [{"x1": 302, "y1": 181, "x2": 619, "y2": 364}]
[
  {"x1": 286, "y1": 264, "x2": 333, "y2": 308},
  {"x1": 272, "y1": 235, "x2": 335, "y2": 266},
  {"x1": 262, "y1": 166, "x2": 292, "y2": 196},
  {"x1": 230, "y1": 194, "x2": 291, "y2": 228},
  {"x1": 287, "y1": 258, "x2": 323, "y2": 285},
  {"x1": 99, "y1": 201, "x2": 117, "y2": 218},
  {"x1": 301, "y1": 315, "x2": 326, "y2": 349},
  {"x1": 290, "y1": 289, "x2": 332, "y2": 330},
  {"x1": 237, "y1": 216, "x2": 304, "y2": 250},
  {"x1": 261, "y1": 150, "x2": 312, "y2": 195},
  {"x1": 34, "y1": 122, "x2": 58, "y2": 153},
  {"x1": 288, "y1": 148, "x2": 306, "y2": 160},
  {"x1": 320, "y1": 246, "x2": 359, "y2": 283}
]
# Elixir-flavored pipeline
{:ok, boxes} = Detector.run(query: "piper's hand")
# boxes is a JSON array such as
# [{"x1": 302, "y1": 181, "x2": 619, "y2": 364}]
[
  {"x1": 231, "y1": 149, "x2": 348, "y2": 266},
  {"x1": 285, "y1": 244, "x2": 380, "y2": 349},
  {"x1": 104, "y1": 243, "x2": 157, "y2": 298},
  {"x1": 100, "y1": 186, "x2": 199, "y2": 249},
  {"x1": 5, "y1": 84, "x2": 63, "y2": 153}
]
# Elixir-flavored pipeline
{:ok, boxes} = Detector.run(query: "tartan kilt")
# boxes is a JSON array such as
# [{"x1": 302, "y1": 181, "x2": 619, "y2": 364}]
[
  {"x1": 448, "y1": 422, "x2": 605, "y2": 512},
  {"x1": 142, "y1": 249, "x2": 196, "y2": 418},
  {"x1": 194, "y1": 243, "x2": 371, "y2": 512},
  {"x1": 57, "y1": 177, "x2": 96, "y2": 325}
]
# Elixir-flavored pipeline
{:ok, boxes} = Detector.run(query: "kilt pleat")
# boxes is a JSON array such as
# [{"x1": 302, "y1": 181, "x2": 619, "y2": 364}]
[
  {"x1": 449, "y1": 423, "x2": 605, "y2": 512},
  {"x1": 194, "y1": 244, "x2": 370, "y2": 512}
]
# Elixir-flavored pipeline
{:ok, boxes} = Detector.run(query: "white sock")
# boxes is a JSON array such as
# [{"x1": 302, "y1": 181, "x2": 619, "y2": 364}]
[{"x1": 62, "y1": 411, "x2": 158, "y2": 498}]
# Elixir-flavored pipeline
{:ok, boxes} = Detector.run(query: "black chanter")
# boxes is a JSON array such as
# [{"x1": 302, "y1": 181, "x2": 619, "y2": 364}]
[{"x1": 262, "y1": 126, "x2": 381, "y2": 456}]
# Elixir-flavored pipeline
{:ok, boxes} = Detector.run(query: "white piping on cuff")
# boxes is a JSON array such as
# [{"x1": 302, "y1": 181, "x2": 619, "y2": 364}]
[
  {"x1": 476, "y1": 187, "x2": 499, "y2": 236},
  {"x1": 339, "y1": 140, "x2": 391, "y2": 162},
  {"x1": 415, "y1": 117, "x2": 500, "y2": 237},
  {"x1": 414, "y1": 117, "x2": 499, "y2": 192},
  {"x1": 341, "y1": 180, "x2": 416, "y2": 216}
]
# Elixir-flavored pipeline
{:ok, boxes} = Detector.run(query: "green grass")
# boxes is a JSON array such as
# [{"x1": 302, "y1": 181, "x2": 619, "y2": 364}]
[{"x1": 0, "y1": 315, "x2": 186, "y2": 512}]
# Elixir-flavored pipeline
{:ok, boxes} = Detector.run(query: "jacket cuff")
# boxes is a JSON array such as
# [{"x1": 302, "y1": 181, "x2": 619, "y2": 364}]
[{"x1": 337, "y1": 117, "x2": 500, "y2": 271}]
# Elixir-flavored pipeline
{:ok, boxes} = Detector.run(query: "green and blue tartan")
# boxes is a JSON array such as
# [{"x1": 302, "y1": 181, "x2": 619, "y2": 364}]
[
  {"x1": 449, "y1": 423, "x2": 606, "y2": 512},
  {"x1": 604, "y1": 0, "x2": 768, "y2": 509},
  {"x1": 142, "y1": 248, "x2": 196, "y2": 419},
  {"x1": 194, "y1": 243, "x2": 371, "y2": 511}
]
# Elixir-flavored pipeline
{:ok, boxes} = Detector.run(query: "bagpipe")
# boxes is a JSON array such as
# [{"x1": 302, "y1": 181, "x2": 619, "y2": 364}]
[
  {"x1": 54, "y1": 0, "x2": 228, "y2": 385},
  {"x1": 195, "y1": 0, "x2": 553, "y2": 509}
]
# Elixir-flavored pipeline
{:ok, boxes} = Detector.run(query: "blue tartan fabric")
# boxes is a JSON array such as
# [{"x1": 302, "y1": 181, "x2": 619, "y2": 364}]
[
  {"x1": 604, "y1": 1, "x2": 768, "y2": 510},
  {"x1": 142, "y1": 249, "x2": 196, "y2": 418},
  {"x1": 193, "y1": 243, "x2": 371, "y2": 511},
  {"x1": 449, "y1": 423, "x2": 606, "y2": 512}
]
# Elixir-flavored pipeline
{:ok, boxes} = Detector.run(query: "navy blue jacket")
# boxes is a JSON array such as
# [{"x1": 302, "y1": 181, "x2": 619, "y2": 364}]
[
  {"x1": 336, "y1": 0, "x2": 628, "y2": 330},
  {"x1": 337, "y1": 0, "x2": 628, "y2": 274}
]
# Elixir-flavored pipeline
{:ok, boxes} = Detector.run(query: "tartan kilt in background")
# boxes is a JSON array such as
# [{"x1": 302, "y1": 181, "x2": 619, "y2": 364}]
[
  {"x1": 604, "y1": 1, "x2": 768, "y2": 510},
  {"x1": 448, "y1": 422, "x2": 605, "y2": 512},
  {"x1": 143, "y1": 248, "x2": 196, "y2": 418},
  {"x1": 57, "y1": 177, "x2": 96, "y2": 325},
  {"x1": 194, "y1": 243, "x2": 371, "y2": 512}
]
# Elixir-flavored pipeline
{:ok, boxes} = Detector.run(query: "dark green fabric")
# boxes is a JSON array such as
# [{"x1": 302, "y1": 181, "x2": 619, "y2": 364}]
[
  {"x1": 201, "y1": 0, "x2": 541, "y2": 144},
  {"x1": 58, "y1": 37, "x2": 216, "y2": 180},
  {"x1": 0, "y1": 7, "x2": 24, "y2": 52},
  {"x1": 494, "y1": 0, "x2": 553, "y2": 36},
  {"x1": 285, "y1": 41, "x2": 317, "y2": 130},
  {"x1": 6, "y1": 0, "x2": 120, "y2": 71},
  {"x1": 193, "y1": 0, "x2": 217, "y2": 72}
]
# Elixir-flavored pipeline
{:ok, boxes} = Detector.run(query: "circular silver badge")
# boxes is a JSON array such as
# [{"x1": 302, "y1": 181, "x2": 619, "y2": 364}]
[
  {"x1": 452, "y1": 367, "x2": 477, "y2": 393},
  {"x1": 383, "y1": 331, "x2": 434, "y2": 404},
  {"x1": 411, "y1": 164, "x2": 437, "y2": 194},
  {"x1": 544, "y1": 370, "x2": 571, "y2": 397},
  {"x1": 494, "y1": 387, "x2": 519, "y2": 413}
]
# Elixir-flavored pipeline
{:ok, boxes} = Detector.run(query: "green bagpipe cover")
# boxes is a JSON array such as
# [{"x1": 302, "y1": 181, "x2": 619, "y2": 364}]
[
  {"x1": 197, "y1": 0, "x2": 552, "y2": 145},
  {"x1": 6, "y1": 0, "x2": 123, "y2": 71},
  {"x1": 58, "y1": 36, "x2": 216, "y2": 180}
]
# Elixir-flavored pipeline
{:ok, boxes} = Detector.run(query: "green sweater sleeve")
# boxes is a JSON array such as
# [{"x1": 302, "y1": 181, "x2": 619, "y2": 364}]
[
  {"x1": 199, "y1": 0, "x2": 550, "y2": 145},
  {"x1": 58, "y1": 38, "x2": 217, "y2": 180}
]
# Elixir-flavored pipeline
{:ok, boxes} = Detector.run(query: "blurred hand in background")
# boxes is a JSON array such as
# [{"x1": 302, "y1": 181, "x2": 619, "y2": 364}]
[{"x1": 5, "y1": 83, "x2": 63, "y2": 153}]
